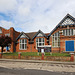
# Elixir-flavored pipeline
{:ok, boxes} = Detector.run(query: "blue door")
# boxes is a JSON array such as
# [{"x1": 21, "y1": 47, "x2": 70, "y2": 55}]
[
  {"x1": 65, "y1": 40, "x2": 74, "y2": 51},
  {"x1": 6, "y1": 46, "x2": 9, "y2": 51}
]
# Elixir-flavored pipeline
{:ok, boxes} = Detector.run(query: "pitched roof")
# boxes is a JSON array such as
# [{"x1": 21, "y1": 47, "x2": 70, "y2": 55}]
[
  {"x1": 16, "y1": 30, "x2": 48, "y2": 41},
  {"x1": 25, "y1": 32, "x2": 37, "y2": 40},
  {"x1": 58, "y1": 14, "x2": 75, "y2": 26},
  {"x1": 16, "y1": 32, "x2": 30, "y2": 41},
  {"x1": 45, "y1": 33, "x2": 49, "y2": 36},
  {"x1": 32, "y1": 30, "x2": 47, "y2": 40},
  {"x1": 48, "y1": 14, "x2": 75, "y2": 37}
]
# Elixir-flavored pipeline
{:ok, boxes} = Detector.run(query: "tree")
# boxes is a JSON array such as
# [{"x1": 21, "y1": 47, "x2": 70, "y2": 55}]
[{"x1": 0, "y1": 35, "x2": 12, "y2": 53}]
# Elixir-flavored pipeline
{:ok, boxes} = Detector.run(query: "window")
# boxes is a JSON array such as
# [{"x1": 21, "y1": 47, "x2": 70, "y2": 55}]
[
  {"x1": 37, "y1": 33, "x2": 43, "y2": 37},
  {"x1": 63, "y1": 29, "x2": 74, "y2": 36},
  {"x1": 52, "y1": 31, "x2": 60, "y2": 47},
  {"x1": 5, "y1": 33, "x2": 10, "y2": 36},
  {"x1": 20, "y1": 34, "x2": 26, "y2": 38},
  {"x1": 19, "y1": 39, "x2": 27, "y2": 50},
  {"x1": 0, "y1": 28, "x2": 2, "y2": 33},
  {"x1": 36, "y1": 38, "x2": 44, "y2": 49}
]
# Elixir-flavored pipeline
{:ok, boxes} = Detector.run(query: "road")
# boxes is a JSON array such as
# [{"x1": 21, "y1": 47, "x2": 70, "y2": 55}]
[
  {"x1": 0, "y1": 60, "x2": 75, "y2": 72},
  {"x1": 0, "y1": 67, "x2": 75, "y2": 75}
]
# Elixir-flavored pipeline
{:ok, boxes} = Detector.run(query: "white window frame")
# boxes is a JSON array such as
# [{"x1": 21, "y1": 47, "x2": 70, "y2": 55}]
[
  {"x1": 36, "y1": 38, "x2": 45, "y2": 49},
  {"x1": 63, "y1": 29, "x2": 74, "y2": 36},
  {"x1": 52, "y1": 32, "x2": 60, "y2": 47},
  {"x1": 19, "y1": 39, "x2": 27, "y2": 50}
]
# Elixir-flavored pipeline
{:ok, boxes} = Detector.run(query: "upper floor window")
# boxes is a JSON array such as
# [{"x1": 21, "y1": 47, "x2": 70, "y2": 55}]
[
  {"x1": 63, "y1": 29, "x2": 74, "y2": 36},
  {"x1": 0, "y1": 28, "x2": 2, "y2": 33},
  {"x1": 36, "y1": 38, "x2": 44, "y2": 49},
  {"x1": 19, "y1": 39, "x2": 27, "y2": 50},
  {"x1": 52, "y1": 31, "x2": 60, "y2": 47},
  {"x1": 5, "y1": 33, "x2": 10, "y2": 36}
]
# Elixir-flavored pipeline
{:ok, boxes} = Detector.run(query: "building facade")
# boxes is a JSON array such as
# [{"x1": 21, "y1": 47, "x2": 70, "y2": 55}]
[
  {"x1": 48, "y1": 14, "x2": 75, "y2": 53},
  {"x1": 0, "y1": 14, "x2": 75, "y2": 53}
]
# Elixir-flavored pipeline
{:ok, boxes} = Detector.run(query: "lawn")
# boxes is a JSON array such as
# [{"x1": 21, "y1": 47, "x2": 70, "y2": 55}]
[{"x1": 3, "y1": 52, "x2": 71, "y2": 57}]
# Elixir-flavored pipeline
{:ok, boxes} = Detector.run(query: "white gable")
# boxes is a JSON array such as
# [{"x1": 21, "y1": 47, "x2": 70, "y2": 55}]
[
  {"x1": 20, "y1": 34, "x2": 27, "y2": 38},
  {"x1": 61, "y1": 18, "x2": 75, "y2": 25},
  {"x1": 37, "y1": 33, "x2": 43, "y2": 37}
]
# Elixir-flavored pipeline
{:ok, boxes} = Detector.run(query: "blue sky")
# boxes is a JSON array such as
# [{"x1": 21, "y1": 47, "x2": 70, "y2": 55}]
[{"x1": 0, "y1": 0, "x2": 75, "y2": 33}]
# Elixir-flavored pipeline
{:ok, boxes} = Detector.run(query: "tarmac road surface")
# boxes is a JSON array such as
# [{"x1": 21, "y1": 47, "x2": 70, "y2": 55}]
[{"x1": 0, "y1": 67, "x2": 75, "y2": 75}]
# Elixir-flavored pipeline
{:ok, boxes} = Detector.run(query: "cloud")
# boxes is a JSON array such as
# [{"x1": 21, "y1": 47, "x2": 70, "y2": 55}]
[
  {"x1": 0, "y1": 0, "x2": 17, "y2": 13},
  {"x1": 0, "y1": 20, "x2": 14, "y2": 29},
  {"x1": 0, "y1": 0, "x2": 75, "y2": 33}
]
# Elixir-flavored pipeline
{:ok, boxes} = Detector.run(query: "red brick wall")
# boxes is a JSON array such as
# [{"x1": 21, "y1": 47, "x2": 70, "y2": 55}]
[
  {"x1": 16, "y1": 37, "x2": 48, "y2": 52},
  {"x1": 32, "y1": 37, "x2": 48, "y2": 52},
  {"x1": 0, "y1": 27, "x2": 19, "y2": 52},
  {"x1": 49, "y1": 26, "x2": 75, "y2": 53},
  {"x1": 16, "y1": 38, "x2": 31, "y2": 52},
  {"x1": 60, "y1": 35, "x2": 75, "y2": 52}
]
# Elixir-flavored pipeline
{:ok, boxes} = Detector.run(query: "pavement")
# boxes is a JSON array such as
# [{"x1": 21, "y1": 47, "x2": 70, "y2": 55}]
[
  {"x1": 0, "y1": 59, "x2": 75, "y2": 72},
  {"x1": 0, "y1": 59, "x2": 75, "y2": 65}
]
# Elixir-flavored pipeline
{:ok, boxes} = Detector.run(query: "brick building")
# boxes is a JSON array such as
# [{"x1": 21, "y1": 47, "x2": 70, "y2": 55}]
[
  {"x1": 48, "y1": 14, "x2": 75, "y2": 53},
  {"x1": 0, "y1": 14, "x2": 75, "y2": 53}
]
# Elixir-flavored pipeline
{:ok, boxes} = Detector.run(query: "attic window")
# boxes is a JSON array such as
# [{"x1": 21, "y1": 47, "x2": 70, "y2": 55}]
[
  {"x1": 37, "y1": 33, "x2": 43, "y2": 37},
  {"x1": 20, "y1": 34, "x2": 26, "y2": 38}
]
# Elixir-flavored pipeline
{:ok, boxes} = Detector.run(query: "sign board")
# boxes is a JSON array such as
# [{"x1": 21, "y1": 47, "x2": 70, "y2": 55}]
[{"x1": 41, "y1": 49, "x2": 44, "y2": 53}]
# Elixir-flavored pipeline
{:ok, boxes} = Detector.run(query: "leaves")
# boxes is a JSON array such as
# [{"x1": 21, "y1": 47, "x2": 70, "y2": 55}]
[{"x1": 0, "y1": 35, "x2": 12, "y2": 47}]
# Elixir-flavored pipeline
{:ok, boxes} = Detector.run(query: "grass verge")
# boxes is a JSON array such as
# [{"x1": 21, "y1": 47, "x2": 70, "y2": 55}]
[{"x1": 3, "y1": 52, "x2": 70, "y2": 57}]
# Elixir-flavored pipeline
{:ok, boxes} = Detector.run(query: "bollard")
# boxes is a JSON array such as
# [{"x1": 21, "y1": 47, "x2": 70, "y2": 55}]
[
  {"x1": 18, "y1": 52, "x2": 21, "y2": 59},
  {"x1": 41, "y1": 53, "x2": 44, "y2": 60},
  {"x1": 70, "y1": 53, "x2": 74, "y2": 62}
]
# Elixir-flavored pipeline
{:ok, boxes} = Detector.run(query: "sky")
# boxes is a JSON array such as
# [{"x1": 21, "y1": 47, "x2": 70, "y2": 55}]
[{"x1": 0, "y1": 0, "x2": 75, "y2": 33}]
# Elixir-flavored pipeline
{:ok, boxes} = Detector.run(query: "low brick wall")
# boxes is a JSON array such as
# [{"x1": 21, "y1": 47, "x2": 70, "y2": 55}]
[
  {"x1": 21, "y1": 56, "x2": 41, "y2": 60},
  {"x1": 2, "y1": 55, "x2": 18, "y2": 59},
  {"x1": 2, "y1": 55, "x2": 71, "y2": 62},
  {"x1": 44, "y1": 56, "x2": 70, "y2": 61}
]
